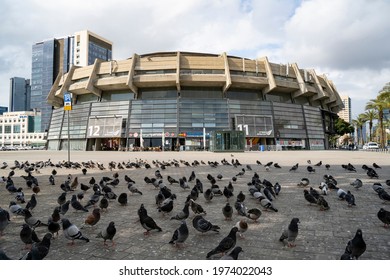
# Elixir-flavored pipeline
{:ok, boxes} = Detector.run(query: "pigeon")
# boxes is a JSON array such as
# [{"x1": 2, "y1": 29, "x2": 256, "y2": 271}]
[
  {"x1": 350, "y1": 179, "x2": 363, "y2": 190},
  {"x1": 258, "y1": 196, "x2": 278, "y2": 212},
  {"x1": 337, "y1": 188, "x2": 348, "y2": 200},
  {"x1": 222, "y1": 203, "x2": 233, "y2": 220},
  {"x1": 171, "y1": 202, "x2": 190, "y2": 221},
  {"x1": 169, "y1": 220, "x2": 189, "y2": 248},
  {"x1": 378, "y1": 189, "x2": 390, "y2": 203},
  {"x1": 23, "y1": 209, "x2": 47, "y2": 229},
  {"x1": 70, "y1": 194, "x2": 89, "y2": 212},
  {"x1": 307, "y1": 166, "x2": 316, "y2": 173},
  {"x1": 265, "y1": 161, "x2": 273, "y2": 167},
  {"x1": 297, "y1": 178, "x2": 310, "y2": 187},
  {"x1": 82, "y1": 168, "x2": 87, "y2": 175},
  {"x1": 234, "y1": 200, "x2": 247, "y2": 216},
  {"x1": 83, "y1": 208, "x2": 101, "y2": 227},
  {"x1": 377, "y1": 208, "x2": 390, "y2": 228},
  {"x1": 138, "y1": 204, "x2": 162, "y2": 235},
  {"x1": 317, "y1": 196, "x2": 330, "y2": 211},
  {"x1": 246, "y1": 208, "x2": 262, "y2": 222},
  {"x1": 19, "y1": 223, "x2": 40, "y2": 249},
  {"x1": 309, "y1": 187, "x2": 320, "y2": 200},
  {"x1": 314, "y1": 161, "x2": 322, "y2": 167},
  {"x1": 211, "y1": 184, "x2": 223, "y2": 195},
  {"x1": 279, "y1": 218, "x2": 300, "y2": 247},
  {"x1": 273, "y1": 163, "x2": 281, "y2": 168},
  {"x1": 203, "y1": 188, "x2": 214, "y2": 202},
  {"x1": 70, "y1": 176, "x2": 79, "y2": 190},
  {"x1": 47, "y1": 220, "x2": 61, "y2": 238},
  {"x1": 223, "y1": 186, "x2": 234, "y2": 201},
  {"x1": 0, "y1": 249, "x2": 12, "y2": 260},
  {"x1": 192, "y1": 215, "x2": 220, "y2": 233},
  {"x1": 304, "y1": 189, "x2": 318, "y2": 205},
  {"x1": 126, "y1": 183, "x2": 142, "y2": 195},
  {"x1": 25, "y1": 194, "x2": 37, "y2": 211},
  {"x1": 188, "y1": 171, "x2": 196, "y2": 182},
  {"x1": 189, "y1": 198, "x2": 206, "y2": 215},
  {"x1": 99, "y1": 197, "x2": 109, "y2": 211},
  {"x1": 372, "y1": 183, "x2": 384, "y2": 194},
  {"x1": 9, "y1": 201, "x2": 25, "y2": 217},
  {"x1": 167, "y1": 176, "x2": 179, "y2": 184},
  {"x1": 23, "y1": 233, "x2": 52, "y2": 260},
  {"x1": 206, "y1": 227, "x2": 238, "y2": 259},
  {"x1": 220, "y1": 246, "x2": 243, "y2": 260},
  {"x1": 49, "y1": 175, "x2": 55, "y2": 185},
  {"x1": 235, "y1": 219, "x2": 248, "y2": 238},
  {"x1": 345, "y1": 191, "x2": 356, "y2": 207},
  {"x1": 325, "y1": 164, "x2": 330, "y2": 170},
  {"x1": 273, "y1": 183, "x2": 281, "y2": 196},
  {"x1": 344, "y1": 229, "x2": 366, "y2": 259},
  {"x1": 50, "y1": 207, "x2": 61, "y2": 223},
  {"x1": 373, "y1": 163, "x2": 381, "y2": 169},
  {"x1": 236, "y1": 191, "x2": 246, "y2": 203},
  {"x1": 96, "y1": 221, "x2": 117, "y2": 246},
  {"x1": 289, "y1": 163, "x2": 299, "y2": 172},
  {"x1": 62, "y1": 218, "x2": 89, "y2": 245},
  {"x1": 117, "y1": 193, "x2": 128, "y2": 206},
  {"x1": 60, "y1": 200, "x2": 70, "y2": 215}
]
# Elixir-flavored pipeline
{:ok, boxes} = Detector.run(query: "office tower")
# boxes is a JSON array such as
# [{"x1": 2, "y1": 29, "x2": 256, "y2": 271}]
[
  {"x1": 0, "y1": 106, "x2": 7, "y2": 115},
  {"x1": 30, "y1": 30, "x2": 112, "y2": 132},
  {"x1": 338, "y1": 96, "x2": 351, "y2": 123},
  {"x1": 9, "y1": 77, "x2": 31, "y2": 112}
]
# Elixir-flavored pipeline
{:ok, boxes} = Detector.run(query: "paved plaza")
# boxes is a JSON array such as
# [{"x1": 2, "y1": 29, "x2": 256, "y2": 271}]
[{"x1": 0, "y1": 149, "x2": 389, "y2": 260}]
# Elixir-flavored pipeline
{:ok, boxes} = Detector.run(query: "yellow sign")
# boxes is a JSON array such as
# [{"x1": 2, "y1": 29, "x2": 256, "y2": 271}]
[{"x1": 64, "y1": 101, "x2": 72, "y2": 111}]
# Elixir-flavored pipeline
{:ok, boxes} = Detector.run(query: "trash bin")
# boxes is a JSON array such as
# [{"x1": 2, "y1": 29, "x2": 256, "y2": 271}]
[{"x1": 260, "y1": 145, "x2": 265, "y2": 152}]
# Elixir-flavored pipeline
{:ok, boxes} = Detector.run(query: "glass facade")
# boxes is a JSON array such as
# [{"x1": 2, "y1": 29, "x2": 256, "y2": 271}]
[
  {"x1": 47, "y1": 88, "x2": 335, "y2": 151},
  {"x1": 9, "y1": 77, "x2": 30, "y2": 112}
]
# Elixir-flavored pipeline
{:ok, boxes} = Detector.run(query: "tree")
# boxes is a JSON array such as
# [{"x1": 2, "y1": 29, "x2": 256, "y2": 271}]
[
  {"x1": 334, "y1": 118, "x2": 354, "y2": 136},
  {"x1": 351, "y1": 114, "x2": 367, "y2": 145},
  {"x1": 362, "y1": 110, "x2": 377, "y2": 142},
  {"x1": 366, "y1": 83, "x2": 390, "y2": 148}
]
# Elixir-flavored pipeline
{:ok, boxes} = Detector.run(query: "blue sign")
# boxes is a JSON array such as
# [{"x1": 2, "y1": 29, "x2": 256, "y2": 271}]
[{"x1": 64, "y1": 93, "x2": 72, "y2": 103}]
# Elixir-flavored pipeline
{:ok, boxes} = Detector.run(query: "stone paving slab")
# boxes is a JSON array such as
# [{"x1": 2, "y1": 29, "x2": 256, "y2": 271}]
[{"x1": 0, "y1": 150, "x2": 389, "y2": 260}]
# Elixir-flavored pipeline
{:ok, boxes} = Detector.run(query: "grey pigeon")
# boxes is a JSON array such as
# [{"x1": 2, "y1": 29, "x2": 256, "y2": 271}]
[
  {"x1": 337, "y1": 188, "x2": 347, "y2": 200},
  {"x1": 60, "y1": 200, "x2": 70, "y2": 215},
  {"x1": 9, "y1": 201, "x2": 25, "y2": 217},
  {"x1": 96, "y1": 221, "x2": 117, "y2": 246},
  {"x1": 220, "y1": 246, "x2": 243, "y2": 260},
  {"x1": 344, "y1": 229, "x2": 366, "y2": 259},
  {"x1": 117, "y1": 193, "x2": 128, "y2": 206},
  {"x1": 169, "y1": 220, "x2": 189, "y2": 248},
  {"x1": 258, "y1": 196, "x2": 278, "y2": 212},
  {"x1": 138, "y1": 204, "x2": 162, "y2": 235},
  {"x1": 377, "y1": 208, "x2": 390, "y2": 227},
  {"x1": 222, "y1": 203, "x2": 233, "y2": 220},
  {"x1": 62, "y1": 218, "x2": 90, "y2": 245},
  {"x1": 189, "y1": 198, "x2": 206, "y2": 215},
  {"x1": 350, "y1": 179, "x2": 363, "y2": 190},
  {"x1": 23, "y1": 209, "x2": 47, "y2": 229},
  {"x1": 204, "y1": 188, "x2": 214, "y2": 202},
  {"x1": 192, "y1": 215, "x2": 220, "y2": 233},
  {"x1": 25, "y1": 194, "x2": 37, "y2": 211},
  {"x1": 279, "y1": 217, "x2": 300, "y2": 247},
  {"x1": 378, "y1": 189, "x2": 390, "y2": 203},
  {"x1": 206, "y1": 227, "x2": 238, "y2": 259},
  {"x1": 234, "y1": 200, "x2": 247, "y2": 216},
  {"x1": 128, "y1": 183, "x2": 143, "y2": 195},
  {"x1": 57, "y1": 192, "x2": 67, "y2": 206}
]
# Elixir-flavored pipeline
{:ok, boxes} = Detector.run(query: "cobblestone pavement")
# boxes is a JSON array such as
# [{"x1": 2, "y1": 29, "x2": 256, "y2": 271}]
[{"x1": 0, "y1": 150, "x2": 389, "y2": 260}]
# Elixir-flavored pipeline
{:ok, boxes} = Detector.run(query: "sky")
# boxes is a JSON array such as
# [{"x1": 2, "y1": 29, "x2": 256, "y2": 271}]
[{"x1": 0, "y1": 0, "x2": 389, "y2": 119}]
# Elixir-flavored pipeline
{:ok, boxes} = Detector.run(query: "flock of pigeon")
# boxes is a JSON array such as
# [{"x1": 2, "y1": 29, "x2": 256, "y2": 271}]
[{"x1": 0, "y1": 156, "x2": 389, "y2": 260}]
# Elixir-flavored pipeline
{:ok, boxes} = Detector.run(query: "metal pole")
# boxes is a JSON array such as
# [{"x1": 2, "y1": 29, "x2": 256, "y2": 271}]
[{"x1": 67, "y1": 110, "x2": 70, "y2": 163}]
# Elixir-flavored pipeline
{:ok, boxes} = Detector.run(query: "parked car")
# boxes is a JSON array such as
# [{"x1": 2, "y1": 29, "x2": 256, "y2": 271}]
[{"x1": 363, "y1": 142, "x2": 379, "y2": 150}]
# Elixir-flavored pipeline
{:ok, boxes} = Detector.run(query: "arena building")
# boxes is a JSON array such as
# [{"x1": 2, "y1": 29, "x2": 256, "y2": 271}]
[{"x1": 46, "y1": 51, "x2": 343, "y2": 151}]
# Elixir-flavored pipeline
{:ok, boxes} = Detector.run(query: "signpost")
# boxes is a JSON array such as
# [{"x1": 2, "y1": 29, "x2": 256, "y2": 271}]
[{"x1": 63, "y1": 93, "x2": 72, "y2": 163}]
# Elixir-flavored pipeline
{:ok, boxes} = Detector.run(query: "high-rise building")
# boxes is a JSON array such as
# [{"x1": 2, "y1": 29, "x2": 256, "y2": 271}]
[
  {"x1": 30, "y1": 30, "x2": 112, "y2": 132},
  {"x1": 338, "y1": 96, "x2": 351, "y2": 123},
  {"x1": 0, "y1": 106, "x2": 7, "y2": 115},
  {"x1": 9, "y1": 77, "x2": 31, "y2": 112}
]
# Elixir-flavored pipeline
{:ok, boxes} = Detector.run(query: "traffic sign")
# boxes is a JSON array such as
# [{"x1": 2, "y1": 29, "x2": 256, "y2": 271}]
[{"x1": 64, "y1": 93, "x2": 72, "y2": 103}]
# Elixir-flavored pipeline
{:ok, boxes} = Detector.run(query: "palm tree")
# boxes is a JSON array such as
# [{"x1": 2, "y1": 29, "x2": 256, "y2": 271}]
[
  {"x1": 362, "y1": 110, "x2": 377, "y2": 142},
  {"x1": 351, "y1": 114, "x2": 367, "y2": 146},
  {"x1": 366, "y1": 84, "x2": 390, "y2": 148}
]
